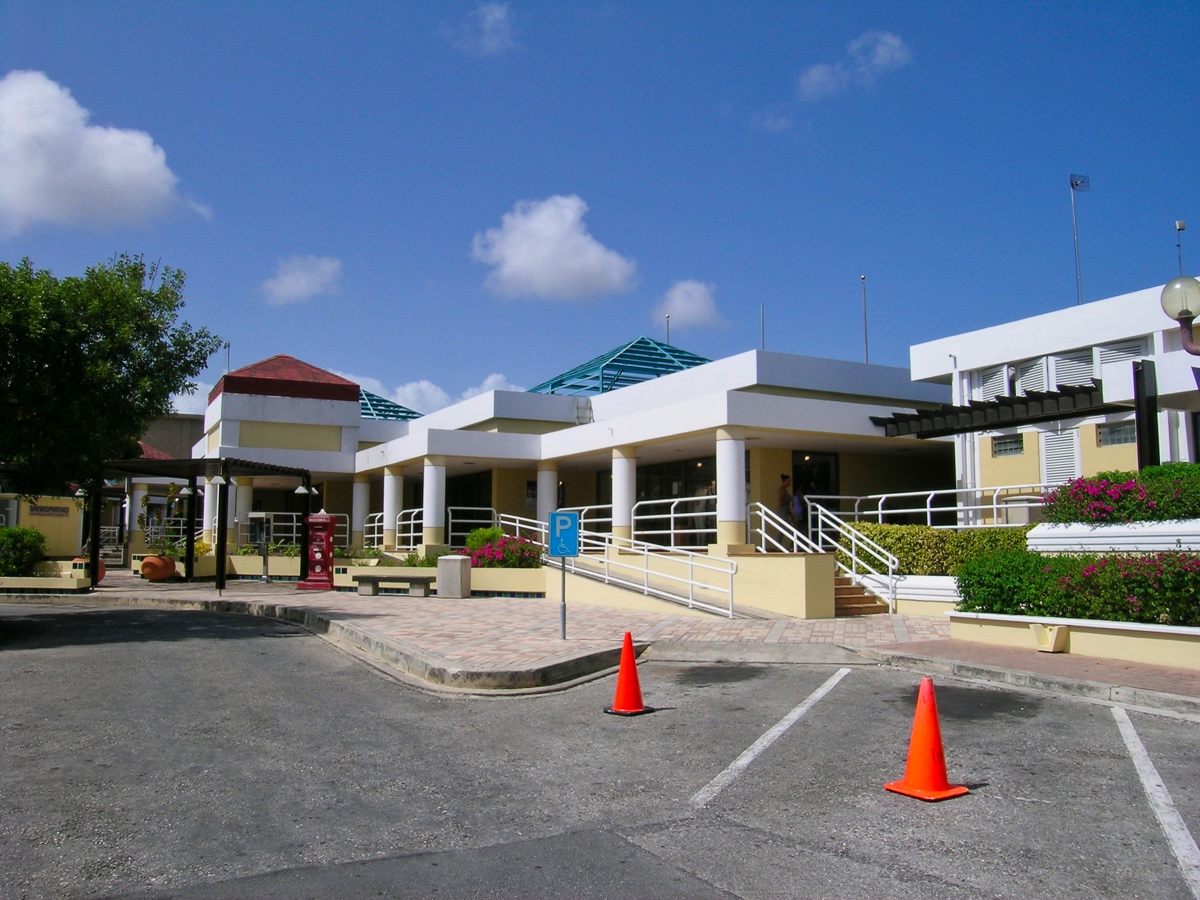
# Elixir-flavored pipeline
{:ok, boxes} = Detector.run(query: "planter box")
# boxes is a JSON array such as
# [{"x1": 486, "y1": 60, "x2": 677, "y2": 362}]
[
  {"x1": 1027, "y1": 520, "x2": 1200, "y2": 553},
  {"x1": 331, "y1": 564, "x2": 546, "y2": 596},
  {"x1": 860, "y1": 574, "x2": 961, "y2": 616},
  {"x1": 949, "y1": 611, "x2": 1200, "y2": 671},
  {"x1": 228, "y1": 556, "x2": 302, "y2": 579},
  {"x1": 0, "y1": 573, "x2": 90, "y2": 593}
]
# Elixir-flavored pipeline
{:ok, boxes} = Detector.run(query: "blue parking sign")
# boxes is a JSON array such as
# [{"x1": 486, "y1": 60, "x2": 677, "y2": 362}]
[{"x1": 549, "y1": 511, "x2": 580, "y2": 557}]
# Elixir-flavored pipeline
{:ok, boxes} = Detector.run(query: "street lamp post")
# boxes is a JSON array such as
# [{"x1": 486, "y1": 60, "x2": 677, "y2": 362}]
[{"x1": 1160, "y1": 276, "x2": 1200, "y2": 356}]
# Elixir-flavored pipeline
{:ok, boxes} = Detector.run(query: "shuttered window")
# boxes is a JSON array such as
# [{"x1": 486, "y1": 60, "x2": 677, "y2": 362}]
[
  {"x1": 1015, "y1": 358, "x2": 1046, "y2": 395},
  {"x1": 1098, "y1": 340, "x2": 1146, "y2": 368},
  {"x1": 1040, "y1": 430, "x2": 1081, "y2": 484},
  {"x1": 1052, "y1": 350, "x2": 1094, "y2": 388},
  {"x1": 978, "y1": 365, "x2": 1007, "y2": 401}
]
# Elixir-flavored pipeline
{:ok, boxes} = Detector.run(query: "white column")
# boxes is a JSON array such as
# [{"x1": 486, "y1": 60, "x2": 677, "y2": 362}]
[
  {"x1": 537, "y1": 462, "x2": 558, "y2": 524},
  {"x1": 382, "y1": 467, "x2": 403, "y2": 549},
  {"x1": 234, "y1": 478, "x2": 253, "y2": 547},
  {"x1": 611, "y1": 446, "x2": 636, "y2": 541},
  {"x1": 352, "y1": 473, "x2": 370, "y2": 548},
  {"x1": 715, "y1": 427, "x2": 747, "y2": 547},
  {"x1": 201, "y1": 481, "x2": 218, "y2": 544},
  {"x1": 422, "y1": 456, "x2": 447, "y2": 548}
]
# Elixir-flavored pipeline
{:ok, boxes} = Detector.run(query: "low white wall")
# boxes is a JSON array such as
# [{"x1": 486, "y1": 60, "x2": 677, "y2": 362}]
[{"x1": 1027, "y1": 520, "x2": 1200, "y2": 553}]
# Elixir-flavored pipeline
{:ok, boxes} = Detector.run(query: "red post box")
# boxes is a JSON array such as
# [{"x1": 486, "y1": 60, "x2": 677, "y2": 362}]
[{"x1": 297, "y1": 512, "x2": 335, "y2": 591}]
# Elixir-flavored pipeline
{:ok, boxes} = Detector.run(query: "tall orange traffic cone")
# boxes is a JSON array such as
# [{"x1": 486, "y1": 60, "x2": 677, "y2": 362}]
[
  {"x1": 884, "y1": 677, "x2": 969, "y2": 802},
  {"x1": 604, "y1": 632, "x2": 654, "y2": 716}
]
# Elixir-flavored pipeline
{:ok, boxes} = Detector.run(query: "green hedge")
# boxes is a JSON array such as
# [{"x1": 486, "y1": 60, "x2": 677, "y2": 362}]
[
  {"x1": 0, "y1": 527, "x2": 48, "y2": 577},
  {"x1": 955, "y1": 549, "x2": 1200, "y2": 626},
  {"x1": 1043, "y1": 462, "x2": 1200, "y2": 523},
  {"x1": 842, "y1": 522, "x2": 1032, "y2": 576}
]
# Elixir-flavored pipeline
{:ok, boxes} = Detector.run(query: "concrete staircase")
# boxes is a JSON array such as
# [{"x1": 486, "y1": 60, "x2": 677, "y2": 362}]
[{"x1": 835, "y1": 574, "x2": 889, "y2": 617}]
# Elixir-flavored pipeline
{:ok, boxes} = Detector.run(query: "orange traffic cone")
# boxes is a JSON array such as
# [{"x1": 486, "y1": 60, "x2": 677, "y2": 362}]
[
  {"x1": 604, "y1": 632, "x2": 654, "y2": 716},
  {"x1": 884, "y1": 677, "x2": 969, "y2": 802}
]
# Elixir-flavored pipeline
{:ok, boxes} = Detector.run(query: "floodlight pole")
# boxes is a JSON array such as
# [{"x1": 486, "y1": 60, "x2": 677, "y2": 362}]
[
  {"x1": 861, "y1": 275, "x2": 869, "y2": 364},
  {"x1": 1177, "y1": 221, "x2": 1187, "y2": 277},
  {"x1": 1070, "y1": 174, "x2": 1089, "y2": 305},
  {"x1": 665, "y1": 314, "x2": 670, "y2": 345}
]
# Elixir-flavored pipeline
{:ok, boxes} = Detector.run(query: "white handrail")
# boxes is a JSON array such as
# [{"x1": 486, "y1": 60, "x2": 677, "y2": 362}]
[
  {"x1": 364, "y1": 512, "x2": 384, "y2": 548},
  {"x1": 746, "y1": 502, "x2": 823, "y2": 554},
  {"x1": 806, "y1": 482, "x2": 1051, "y2": 531},
  {"x1": 498, "y1": 512, "x2": 738, "y2": 618},
  {"x1": 396, "y1": 509, "x2": 423, "y2": 550},
  {"x1": 632, "y1": 496, "x2": 716, "y2": 548},
  {"x1": 558, "y1": 503, "x2": 612, "y2": 533},
  {"x1": 808, "y1": 502, "x2": 898, "y2": 611},
  {"x1": 447, "y1": 507, "x2": 498, "y2": 547}
]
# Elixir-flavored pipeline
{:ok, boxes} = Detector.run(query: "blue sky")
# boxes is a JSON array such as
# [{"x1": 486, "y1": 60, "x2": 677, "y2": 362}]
[{"x1": 2, "y1": 1, "x2": 1198, "y2": 414}]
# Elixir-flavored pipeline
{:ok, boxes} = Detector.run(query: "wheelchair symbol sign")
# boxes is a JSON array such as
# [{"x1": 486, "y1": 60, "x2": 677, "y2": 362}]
[{"x1": 549, "y1": 511, "x2": 580, "y2": 557}]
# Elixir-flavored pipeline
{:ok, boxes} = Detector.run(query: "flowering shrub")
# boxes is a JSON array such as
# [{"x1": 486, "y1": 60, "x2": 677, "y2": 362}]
[
  {"x1": 467, "y1": 535, "x2": 542, "y2": 568},
  {"x1": 956, "y1": 549, "x2": 1200, "y2": 626},
  {"x1": 1042, "y1": 463, "x2": 1200, "y2": 523}
]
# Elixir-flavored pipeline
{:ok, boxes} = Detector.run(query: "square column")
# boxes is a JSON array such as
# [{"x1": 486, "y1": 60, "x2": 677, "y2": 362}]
[
  {"x1": 421, "y1": 455, "x2": 447, "y2": 553},
  {"x1": 201, "y1": 481, "x2": 217, "y2": 544},
  {"x1": 233, "y1": 477, "x2": 253, "y2": 548},
  {"x1": 352, "y1": 473, "x2": 370, "y2": 549},
  {"x1": 612, "y1": 446, "x2": 637, "y2": 541},
  {"x1": 128, "y1": 482, "x2": 148, "y2": 554},
  {"x1": 382, "y1": 467, "x2": 403, "y2": 549},
  {"x1": 536, "y1": 462, "x2": 558, "y2": 525}
]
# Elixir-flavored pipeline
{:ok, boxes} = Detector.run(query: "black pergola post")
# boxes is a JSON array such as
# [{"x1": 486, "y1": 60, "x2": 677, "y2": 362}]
[
  {"x1": 299, "y1": 478, "x2": 312, "y2": 582},
  {"x1": 214, "y1": 472, "x2": 229, "y2": 592},
  {"x1": 184, "y1": 476, "x2": 197, "y2": 583},
  {"x1": 88, "y1": 488, "x2": 102, "y2": 589},
  {"x1": 1133, "y1": 359, "x2": 1160, "y2": 471}
]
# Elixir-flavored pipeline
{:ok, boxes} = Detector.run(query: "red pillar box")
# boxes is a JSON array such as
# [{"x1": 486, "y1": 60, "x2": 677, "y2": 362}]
[{"x1": 297, "y1": 512, "x2": 336, "y2": 591}]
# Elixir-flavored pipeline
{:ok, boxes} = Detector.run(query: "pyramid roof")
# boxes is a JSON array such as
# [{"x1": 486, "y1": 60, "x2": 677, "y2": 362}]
[
  {"x1": 209, "y1": 355, "x2": 360, "y2": 403},
  {"x1": 527, "y1": 337, "x2": 711, "y2": 396}
]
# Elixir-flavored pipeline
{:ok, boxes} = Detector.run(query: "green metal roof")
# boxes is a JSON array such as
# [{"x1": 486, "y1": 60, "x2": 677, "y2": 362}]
[
  {"x1": 359, "y1": 389, "x2": 423, "y2": 420},
  {"x1": 527, "y1": 337, "x2": 711, "y2": 396}
]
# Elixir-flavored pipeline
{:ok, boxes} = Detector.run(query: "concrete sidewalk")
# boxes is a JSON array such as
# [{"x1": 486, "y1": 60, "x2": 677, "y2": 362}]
[{"x1": 5, "y1": 570, "x2": 1200, "y2": 716}]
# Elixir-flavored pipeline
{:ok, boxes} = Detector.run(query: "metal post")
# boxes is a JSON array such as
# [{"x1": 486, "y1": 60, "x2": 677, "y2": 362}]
[
  {"x1": 184, "y1": 478, "x2": 197, "y2": 583},
  {"x1": 560, "y1": 563, "x2": 567, "y2": 640},
  {"x1": 88, "y1": 488, "x2": 101, "y2": 589},
  {"x1": 1133, "y1": 360, "x2": 1160, "y2": 470},
  {"x1": 214, "y1": 477, "x2": 228, "y2": 593},
  {"x1": 861, "y1": 275, "x2": 869, "y2": 363}
]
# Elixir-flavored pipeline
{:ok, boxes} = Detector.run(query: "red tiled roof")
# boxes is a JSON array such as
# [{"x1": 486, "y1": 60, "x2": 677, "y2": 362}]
[
  {"x1": 208, "y1": 355, "x2": 360, "y2": 403},
  {"x1": 137, "y1": 441, "x2": 173, "y2": 460}
]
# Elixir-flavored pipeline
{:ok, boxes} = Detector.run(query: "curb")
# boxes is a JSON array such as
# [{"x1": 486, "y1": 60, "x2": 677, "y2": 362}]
[
  {"x1": 0, "y1": 593, "x2": 630, "y2": 693},
  {"x1": 858, "y1": 647, "x2": 1200, "y2": 718}
]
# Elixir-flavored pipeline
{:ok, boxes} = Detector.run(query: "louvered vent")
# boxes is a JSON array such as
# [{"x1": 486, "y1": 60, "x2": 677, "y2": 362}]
[
  {"x1": 1015, "y1": 359, "x2": 1046, "y2": 395},
  {"x1": 978, "y1": 365, "x2": 1007, "y2": 401},
  {"x1": 1053, "y1": 350, "x2": 1094, "y2": 388},
  {"x1": 1041, "y1": 430, "x2": 1080, "y2": 484}
]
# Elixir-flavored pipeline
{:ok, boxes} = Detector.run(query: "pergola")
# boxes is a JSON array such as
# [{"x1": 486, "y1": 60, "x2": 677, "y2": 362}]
[{"x1": 89, "y1": 457, "x2": 315, "y2": 590}]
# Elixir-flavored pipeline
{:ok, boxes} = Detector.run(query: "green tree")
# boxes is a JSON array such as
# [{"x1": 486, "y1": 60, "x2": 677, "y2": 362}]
[{"x1": 0, "y1": 255, "x2": 222, "y2": 496}]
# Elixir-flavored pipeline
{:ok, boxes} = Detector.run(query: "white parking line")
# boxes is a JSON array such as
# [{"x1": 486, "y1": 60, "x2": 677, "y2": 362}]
[
  {"x1": 690, "y1": 667, "x2": 851, "y2": 809},
  {"x1": 1112, "y1": 707, "x2": 1200, "y2": 899}
]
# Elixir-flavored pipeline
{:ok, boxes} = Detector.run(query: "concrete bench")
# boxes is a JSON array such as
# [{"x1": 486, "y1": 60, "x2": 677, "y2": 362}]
[{"x1": 352, "y1": 573, "x2": 436, "y2": 597}]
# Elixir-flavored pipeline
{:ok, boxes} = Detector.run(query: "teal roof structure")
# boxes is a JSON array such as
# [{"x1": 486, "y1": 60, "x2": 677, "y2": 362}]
[
  {"x1": 359, "y1": 389, "x2": 423, "y2": 420},
  {"x1": 527, "y1": 337, "x2": 711, "y2": 396}
]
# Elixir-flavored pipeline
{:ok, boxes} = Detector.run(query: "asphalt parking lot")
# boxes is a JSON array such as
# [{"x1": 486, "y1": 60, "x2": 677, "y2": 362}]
[{"x1": 2, "y1": 605, "x2": 1198, "y2": 899}]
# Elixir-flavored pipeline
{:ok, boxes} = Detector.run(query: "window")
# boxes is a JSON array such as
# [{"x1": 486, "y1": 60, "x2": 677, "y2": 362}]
[
  {"x1": 1040, "y1": 430, "x2": 1081, "y2": 484},
  {"x1": 1097, "y1": 421, "x2": 1137, "y2": 447},
  {"x1": 992, "y1": 435, "x2": 1024, "y2": 457}
]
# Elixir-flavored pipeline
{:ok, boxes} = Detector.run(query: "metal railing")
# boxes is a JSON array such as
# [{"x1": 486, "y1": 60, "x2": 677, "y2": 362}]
[
  {"x1": 808, "y1": 501, "x2": 899, "y2": 611},
  {"x1": 746, "y1": 502, "x2": 823, "y2": 554},
  {"x1": 397, "y1": 509, "x2": 423, "y2": 550},
  {"x1": 500, "y1": 512, "x2": 738, "y2": 618},
  {"x1": 806, "y1": 483, "x2": 1050, "y2": 531},
  {"x1": 632, "y1": 496, "x2": 716, "y2": 548},
  {"x1": 448, "y1": 507, "x2": 498, "y2": 547},
  {"x1": 202, "y1": 512, "x2": 350, "y2": 549},
  {"x1": 364, "y1": 512, "x2": 384, "y2": 548},
  {"x1": 558, "y1": 504, "x2": 613, "y2": 533}
]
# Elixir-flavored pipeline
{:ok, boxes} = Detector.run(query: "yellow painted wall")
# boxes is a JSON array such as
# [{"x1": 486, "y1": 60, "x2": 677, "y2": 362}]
[
  {"x1": 206, "y1": 426, "x2": 220, "y2": 453},
  {"x1": 239, "y1": 421, "x2": 342, "y2": 451},
  {"x1": 978, "y1": 433, "x2": 1040, "y2": 487},
  {"x1": 492, "y1": 467, "x2": 538, "y2": 516},
  {"x1": 839, "y1": 452, "x2": 954, "y2": 497},
  {"x1": 19, "y1": 498, "x2": 82, "y2": 557},
  {"x1": 319, "y1": 480, "x2": 353, "y2": 516},
  {"x1": 749, "y1": 447, "x2": 792, "y2": 508},
  {"x1": 1079, "y1": 423, "x2": 1138, "y2": 477}
]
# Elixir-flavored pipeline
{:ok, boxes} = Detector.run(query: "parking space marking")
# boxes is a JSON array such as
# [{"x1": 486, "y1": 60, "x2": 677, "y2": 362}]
[
  {"x1": 690, "y1": 667, "x2": 851, "y2": 809},
  {"x1": 1113, "y1": 707, "x2": 1200, "y2": 899}
]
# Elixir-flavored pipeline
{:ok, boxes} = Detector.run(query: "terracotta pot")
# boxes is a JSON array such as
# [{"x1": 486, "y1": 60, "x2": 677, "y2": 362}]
[
  {"x1": 141, "y1": 555, "x2": 177, "y2": 582},
  {"x1": 73, "y1": 557, "x2": 106, "y2": 583}
]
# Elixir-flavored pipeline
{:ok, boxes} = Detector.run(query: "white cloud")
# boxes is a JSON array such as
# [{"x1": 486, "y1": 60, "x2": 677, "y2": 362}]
[
  {"x1": 798, "y1": 31, "x2": 912, "y2": 102},
  {"x1": 472, "y1": 194, "x2": 636, "y2": 300},
  {"x1": 338, "y1": 371, "x2": 525, "y2": 415},
  {"x1": 261, "y1": 255, "x2": 342, "y2": 306},
  {"x1": 170, "y1": 381, "x2": 214, "y2": 415},
  {"x1": 0, "y1": 70, "x2": 198, "y2": 235},
  {"x1": 652, "y1": 280, "x2": 724, "y2": 329},
  {"x1": 752, "y1": 106, "x2": 794, "y2": 133},
  {"x1": 445, "y1": 2, "x2": 517, "y2": 56}
]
